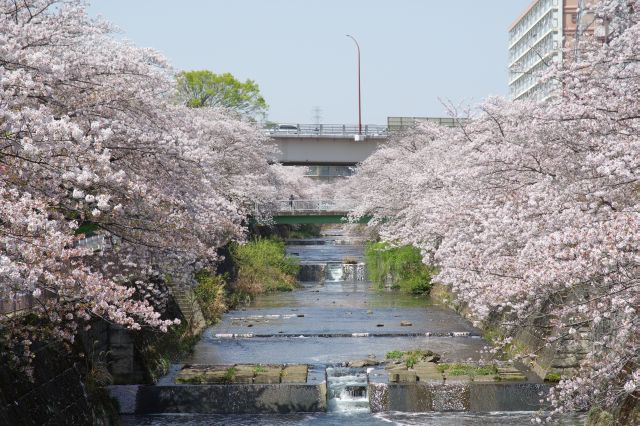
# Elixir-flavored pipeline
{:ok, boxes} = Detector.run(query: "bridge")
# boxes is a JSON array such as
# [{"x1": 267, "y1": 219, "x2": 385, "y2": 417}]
[
  {"x1": 254, "y1": 199, "x2": 368, "y2": 225},
  {"x1": 268, "y1": 124, "x2": 387, "y2": 166},
  {"x1": 268, "y1": 119, "x2": 463, "y2": 166}
]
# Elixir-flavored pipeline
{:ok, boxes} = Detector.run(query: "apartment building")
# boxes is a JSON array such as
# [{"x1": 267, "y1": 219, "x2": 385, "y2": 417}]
[{"x1": 508, "y1": 0, "x2": 596, "y2": 100}]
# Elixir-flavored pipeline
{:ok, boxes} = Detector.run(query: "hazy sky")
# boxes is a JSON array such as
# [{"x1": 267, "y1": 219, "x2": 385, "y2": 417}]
[{"x1": 89, "y1": 1, "x2": 532, "y2": 124}]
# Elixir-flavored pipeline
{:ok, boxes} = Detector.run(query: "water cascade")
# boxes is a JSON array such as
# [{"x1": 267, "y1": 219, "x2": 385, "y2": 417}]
[
  {"x1": 325, "y1": 263, "x2": 345, "y2": 282},
  {"x1": 341, "y1": 262, "x2": 366, "y2": 281},
  {"x1": 299, "y1": 262, "x2": 367, "y2": 282},
  {"x1": 325, "y1": 367, "x2": 369, "y2": 413}
]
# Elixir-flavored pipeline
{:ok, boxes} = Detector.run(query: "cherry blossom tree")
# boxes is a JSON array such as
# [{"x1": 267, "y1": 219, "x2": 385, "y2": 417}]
[
  {"x1": 1, "y1": 0, "x2": 291, "y2": 365},
  {"x1": 344, "y1": 0, "x2": 639, "y2": 417}
]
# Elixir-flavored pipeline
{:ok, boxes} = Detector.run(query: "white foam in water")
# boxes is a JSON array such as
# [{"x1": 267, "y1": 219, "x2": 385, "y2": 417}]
[
  {"x1": 326, "y1": 367, "x2": 370, "y2": 413},
  {"x1": 326, "y1": 263, "x2": 345, "y2": 282},
  {"x1": 325, "y1": 262, "x2": 367, "y2": 282},
  {"x1": 342, "y1": 263, "x2": 367, "y2": 281},
  {"x1": 229, "y1": 314, "x2": 297, "y2": 320}
]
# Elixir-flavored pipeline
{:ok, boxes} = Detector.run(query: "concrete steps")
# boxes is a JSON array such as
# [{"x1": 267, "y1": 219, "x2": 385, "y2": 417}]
[{"x1": 168, "y1": 284, "x2": 206, "y2": 335}]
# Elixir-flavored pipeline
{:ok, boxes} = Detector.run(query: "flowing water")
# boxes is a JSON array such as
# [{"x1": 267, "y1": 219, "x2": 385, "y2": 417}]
[
  {"x1": 121, "y1": 412, "x2": 583, "y2": 425},
  {"x1": 325, "y1": 367, "x2": 370, "y2": 413},
  {"x1": 123, "y1": 227, "x2": 584, "y2": 425}
]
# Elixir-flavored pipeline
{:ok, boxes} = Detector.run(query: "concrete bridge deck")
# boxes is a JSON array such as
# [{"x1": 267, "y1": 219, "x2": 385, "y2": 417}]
[{"x1": 268, "y1": 124, "x2": 387, "y2": 166}]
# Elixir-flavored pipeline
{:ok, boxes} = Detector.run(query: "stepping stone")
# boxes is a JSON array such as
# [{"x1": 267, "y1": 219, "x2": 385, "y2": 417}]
[
  {"x1": 348, "y1": 359, "x2": 380, "y2": 368},
  {"x1": 444, "y1": 375, "x2": 472, "y2": 383},
  {"x1": 281, "y1": 364, "x2": 308, "y2": 383},
  {"x1": 232, "y1": 365, "x2": 257, "y2": 384},
  {"x1": 497, "y1": 366, "x2": 527, "y2": 381},
  {"x1": 472, "y1": 375, "x2": 499, "y2": 383},
  {"x1": 202, "y1": 370, "x2": 231, "y2": 384},
  {"x1": 390, "y1": 370, "x2": 417, "y2": 383},
  {"x1": 254, "y1": 366, "x2": 283, "y2": 384},
  {"x1": 413, "y1": 362, "x2": 443, "y2": 382}
]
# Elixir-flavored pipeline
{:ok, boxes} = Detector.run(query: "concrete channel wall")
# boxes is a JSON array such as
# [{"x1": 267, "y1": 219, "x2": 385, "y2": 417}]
[
  {"x1": 110, "y1": 381, "x2": 549, "y2": 414},
  {"x1": 369, "y1": 383, "x2": 550, "y2": 413},
  {"x1": 110, "y1": 383, "x2": 327, "y2": 414}
]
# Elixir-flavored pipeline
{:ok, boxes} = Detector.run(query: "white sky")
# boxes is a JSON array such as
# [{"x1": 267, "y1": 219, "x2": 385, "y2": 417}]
[{"x1": 89, "y1": 0, "x2": 532, "y2": 125}]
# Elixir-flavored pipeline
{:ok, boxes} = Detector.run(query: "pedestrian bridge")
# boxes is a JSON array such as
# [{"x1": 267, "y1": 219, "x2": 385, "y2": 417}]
[
  {"x1": 254, "y1": 199, "x2": 369, "y2": 225},
  {"x1": 268, "y1": 124, "x2": 387, "y2": 166}
]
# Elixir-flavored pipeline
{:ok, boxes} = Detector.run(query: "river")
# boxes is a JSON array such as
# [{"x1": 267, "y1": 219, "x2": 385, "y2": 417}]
[{"x1": 122, "y1": 227, "x2": 583, "y2": 425}]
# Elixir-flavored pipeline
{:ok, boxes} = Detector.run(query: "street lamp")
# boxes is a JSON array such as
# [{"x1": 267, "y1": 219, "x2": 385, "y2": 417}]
[{"x1": 346, "y1": 34, "x2": 362, "y2": 136}]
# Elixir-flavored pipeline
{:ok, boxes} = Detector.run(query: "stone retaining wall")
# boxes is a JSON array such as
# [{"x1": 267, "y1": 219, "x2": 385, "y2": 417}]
[
  {"x1": 0, "y1": 343, "x2": 115, "y2": 426},
  {"x1": 430, "y1": 283, "x2": 590, "y2": 380}
]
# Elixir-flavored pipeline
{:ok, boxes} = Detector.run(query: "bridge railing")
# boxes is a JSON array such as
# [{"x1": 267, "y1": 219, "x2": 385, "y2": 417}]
[
  {"x1": 256, "y1": 199, "x2": 356, "y2": 215},
  {"x1": 267, "y1": 124, "x2": 388, "y2": 138}
]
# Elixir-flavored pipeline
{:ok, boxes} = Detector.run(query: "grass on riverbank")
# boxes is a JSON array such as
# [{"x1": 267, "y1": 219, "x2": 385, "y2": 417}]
[
  {"x1": 194, "y1": 271, "x2": 227, "y2": 324},
  {"x1": 231, "y1": 238, "x2": 299, "y2": 295},
  {"x1": 194, "y1": 238, "x2": 299, "y2": 318},
  {"x1": 365, "y1": 242, "x2": 437, "y2": 295}
]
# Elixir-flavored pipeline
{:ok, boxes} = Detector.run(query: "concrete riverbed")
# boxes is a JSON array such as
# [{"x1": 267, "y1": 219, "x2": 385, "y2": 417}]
[{"x1": 117, "y1": 227, "x2": 583, "y2": 425}]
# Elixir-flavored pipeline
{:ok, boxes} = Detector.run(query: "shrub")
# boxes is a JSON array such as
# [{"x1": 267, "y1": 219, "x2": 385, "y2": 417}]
[
  {"x1": 194, "y1": 271, "x2": 227, "y2": 324},
  {"x1": 223, "y1": 367, "x2": 237, "y2": 382},
  {"x1": 386, "y1": 350, "x2": 404, "y2": 360},
  {"x1": 364, "y1": 242, "x2": 436, "y2": 294},
  {"x1": 544, "y1": 373, "x2": 562, "y2": 382},
  {"x1": 231, "y1": 238, "x2": 299, "y2": 296}
]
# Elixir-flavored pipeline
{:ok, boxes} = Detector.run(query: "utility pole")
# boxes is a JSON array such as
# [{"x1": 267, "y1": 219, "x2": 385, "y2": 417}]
[
  {"x1": 312, "y1": 106, "x2": 322, "y2": 126},
  {"x1": 346, "y1": 34, "x2": 362, "y2": 136}
]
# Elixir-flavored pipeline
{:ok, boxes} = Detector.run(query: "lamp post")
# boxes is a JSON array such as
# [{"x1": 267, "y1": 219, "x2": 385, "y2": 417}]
[{"x1": 346, "y1": 34, "x2": 362, "y2": 135}]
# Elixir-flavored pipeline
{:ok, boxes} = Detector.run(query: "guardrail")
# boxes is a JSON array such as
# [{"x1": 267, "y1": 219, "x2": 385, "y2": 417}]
[
  {"x1": 267, "y1": 124, "x2": 388, "y2": 138},
  {"x1": 256, "y1": 199, "x2": 356, "y2": 215}
]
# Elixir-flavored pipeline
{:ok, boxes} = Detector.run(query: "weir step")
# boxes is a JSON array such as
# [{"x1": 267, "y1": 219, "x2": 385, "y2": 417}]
[{"x1": 212, "y1": 332, "x2": 481, "y2": 339}]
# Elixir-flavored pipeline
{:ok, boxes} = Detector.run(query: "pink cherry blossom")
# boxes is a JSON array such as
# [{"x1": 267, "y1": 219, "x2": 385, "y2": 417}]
[
  {"x1": 1, "y1": 0, "x2": 303, "y2": 368},
  {"x1": 345, "y1": 0, "x2": 639, "y2": 416}
]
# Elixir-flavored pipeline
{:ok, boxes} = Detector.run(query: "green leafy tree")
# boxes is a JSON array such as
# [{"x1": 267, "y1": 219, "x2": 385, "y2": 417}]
[{"x1": 176, "y1": 70, "x2": 268, "y2": 119}]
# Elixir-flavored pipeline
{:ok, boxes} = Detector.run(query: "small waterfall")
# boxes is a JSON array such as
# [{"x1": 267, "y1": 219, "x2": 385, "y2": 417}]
[
  {"x1": 326, "y1": 367, "x2": 370, "y2": 413},
  {"x1": 326, "y1": 262, "x2": 367, "y2": 282},
  {"x1": 326, "y1": 263, "x2": 345, "y2": 282},
  {"x1": 342, "y1": 262, "x2": 367, "y2": 281},
  {"x1": 298, "y1": 262, "x2": 367, "y2": 282}
]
